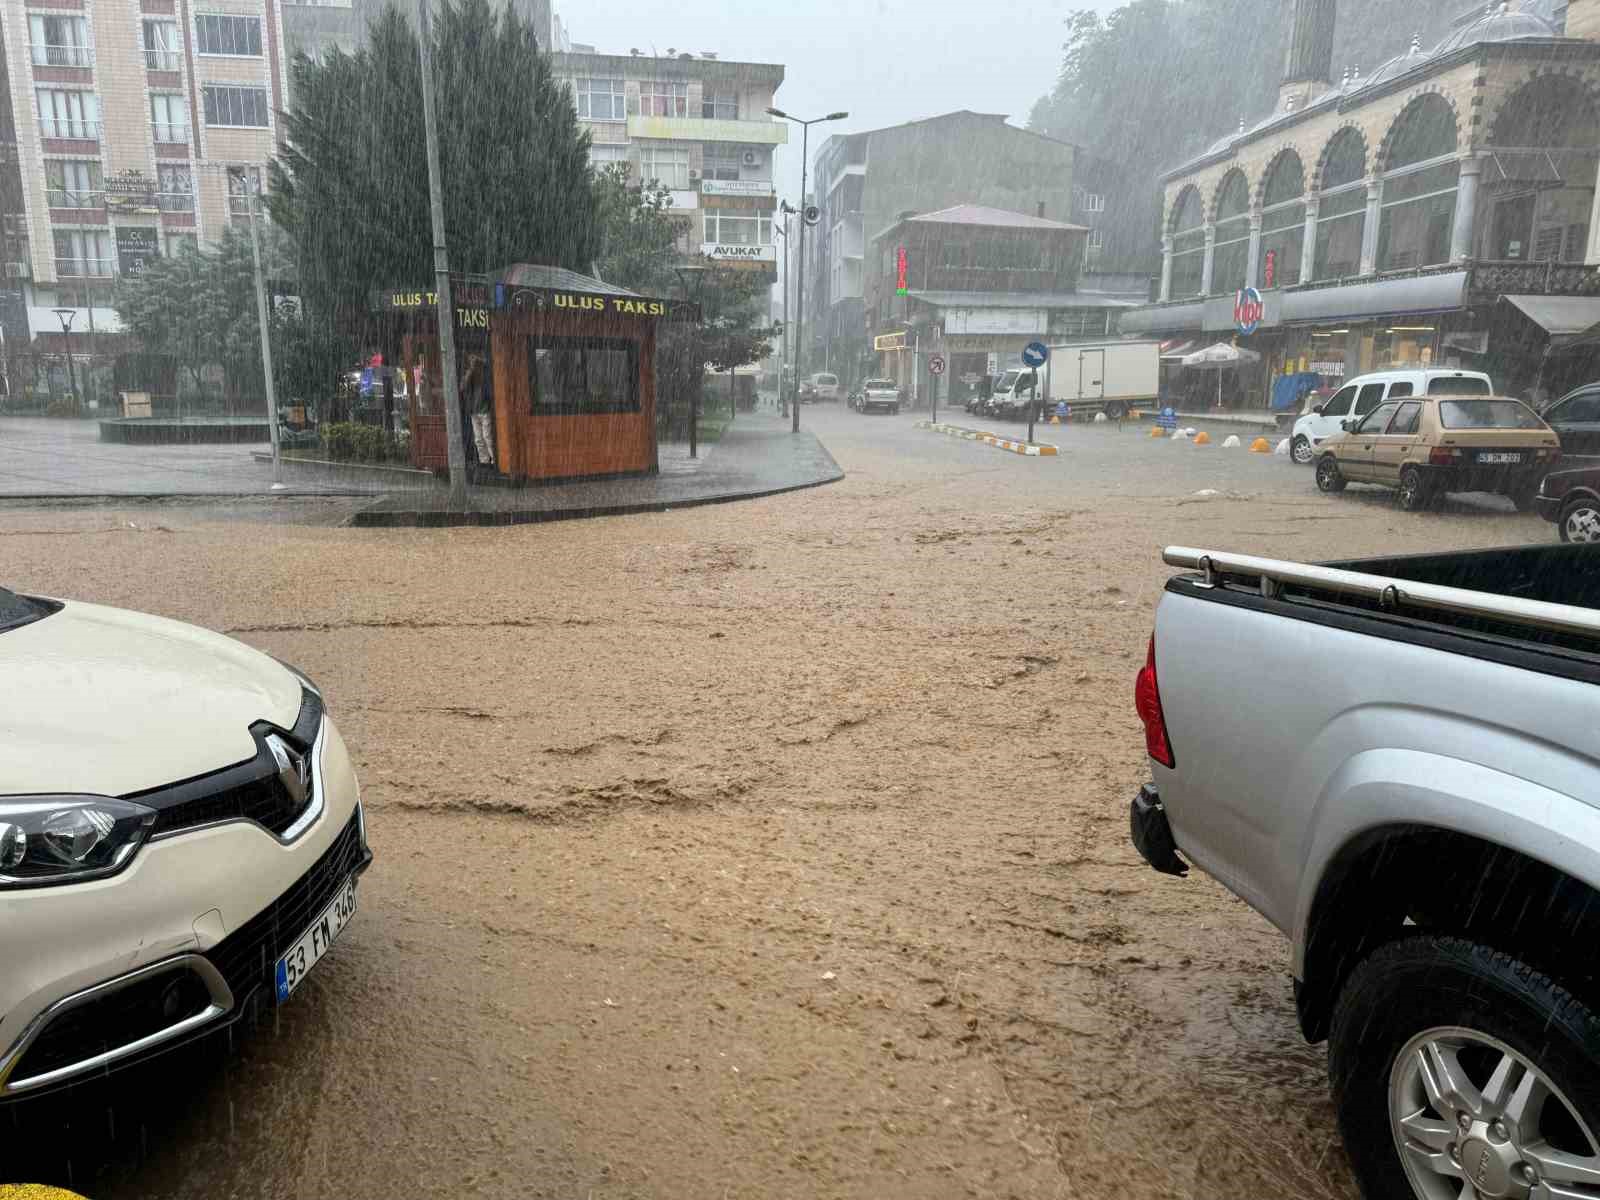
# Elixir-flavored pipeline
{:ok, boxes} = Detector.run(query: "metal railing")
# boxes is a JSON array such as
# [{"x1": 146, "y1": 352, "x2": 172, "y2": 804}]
[
  {"x1": 143, "y1": 48, "x2": 181, "y2": 71},
  {"x1": 45, "y1": 187, "x2": 103, "y2": 209},
  {"x1": 156, "y1": 189, "x2": 194, "y2": 213},
  {"x1": 54, "y1": 255, "x2": 115, "y2": 278},
  {"x1": 30, "y1": 43, "x2": 92, "y2": 68},
  {"x1": 1163, "y1": 546, "x2": 1600, "y2": 639},
  {"x1": 39, "y1": 119, "x2": 99, "y2": 141},
  {"x1": 151, "y1": 121, "x2": 186, "y2": 144}
]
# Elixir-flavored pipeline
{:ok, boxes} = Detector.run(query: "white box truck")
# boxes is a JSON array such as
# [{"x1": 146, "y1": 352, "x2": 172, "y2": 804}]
[{"x1": 987, "y1": 340, "x2": 1161, "y2": 421}]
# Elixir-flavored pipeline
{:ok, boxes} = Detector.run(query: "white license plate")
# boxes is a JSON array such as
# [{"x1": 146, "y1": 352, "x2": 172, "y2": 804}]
[
  {"x1": 274, "y1": 874, "x2": 358, "y2": 1003},
  {"x1": 1478, "y1": 452, "x2": 1522, "y2": 464}
]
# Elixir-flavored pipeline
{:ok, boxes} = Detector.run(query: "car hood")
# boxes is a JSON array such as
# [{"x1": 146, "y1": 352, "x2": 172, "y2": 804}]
[{"x1": 0, "y1": 599, "x2": 301, "y2": 796}]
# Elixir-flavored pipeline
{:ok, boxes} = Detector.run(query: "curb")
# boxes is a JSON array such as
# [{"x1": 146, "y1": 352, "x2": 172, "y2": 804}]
[{"x1": 916, "y1": 421, "x2": 1059, "y2": 457}]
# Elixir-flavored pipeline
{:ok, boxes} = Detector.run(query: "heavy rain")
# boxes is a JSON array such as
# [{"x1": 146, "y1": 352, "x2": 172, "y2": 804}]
[{"x1": 4, "y1": 2, "x2": 1600, "y2": 1200}]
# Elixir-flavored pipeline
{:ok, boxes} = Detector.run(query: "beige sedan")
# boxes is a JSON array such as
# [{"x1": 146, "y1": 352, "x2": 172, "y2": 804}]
[{"x1": 1314, "y1": 395, "x2": 1562, "y2": 511}]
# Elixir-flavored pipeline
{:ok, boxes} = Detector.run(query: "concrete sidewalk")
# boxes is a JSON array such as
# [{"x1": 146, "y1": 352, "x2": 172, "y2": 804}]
[{"x1": 347, "y1": 413, "x2": 843, "y2": 527}]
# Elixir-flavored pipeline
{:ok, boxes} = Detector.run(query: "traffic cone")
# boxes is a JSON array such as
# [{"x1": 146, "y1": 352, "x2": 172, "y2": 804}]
[
  {"x1": 1150, "y1": 426, "x2": 1164, "y2": 438},
  {"x1": 1193, "y1": 431, "x2": 1211, "y2": 445},
  {"x1": 1249, "y1": 437, "x2": 1271, "y2": 453}
]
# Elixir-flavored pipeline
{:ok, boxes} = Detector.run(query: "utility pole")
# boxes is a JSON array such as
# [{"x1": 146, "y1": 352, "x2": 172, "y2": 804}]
[
  {"x1": 233, "y1": 167, "x2": 282, "y2": 487},
  {"x1": 52, "y1": 308, "x2": 77, "y2": 407},
  {"x1": 768, "y1": 108, "x2": 848, "y2": 435},
  {"x1": 417, "y1": 0, "x2": 469, "y2": 508}
]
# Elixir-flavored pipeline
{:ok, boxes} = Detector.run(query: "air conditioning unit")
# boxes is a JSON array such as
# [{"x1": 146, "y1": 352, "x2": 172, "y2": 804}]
[
  {"x1": 4, "y1": 261, "x2": 26, "y2": 279},
  {"x1": 742, "y1": 149, "x2": 760, "y2": 167},
  {"x1": 689, "y1": 169, "x2": 700, "y2": 181}
]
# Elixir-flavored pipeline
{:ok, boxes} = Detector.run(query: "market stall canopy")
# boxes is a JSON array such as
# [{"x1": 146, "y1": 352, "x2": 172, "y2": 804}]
[
  {"x1": 1160, "y1": 339, "x2": 1198, "y2": 360},
  {"x1": 1180, "y1": 342, "x2": 1262, "y2": 368}
]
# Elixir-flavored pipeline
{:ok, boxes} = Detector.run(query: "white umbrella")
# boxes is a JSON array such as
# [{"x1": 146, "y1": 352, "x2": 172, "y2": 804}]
[{"x1": 1179, "y1": 342, "x2": 1262, "y2": 407}]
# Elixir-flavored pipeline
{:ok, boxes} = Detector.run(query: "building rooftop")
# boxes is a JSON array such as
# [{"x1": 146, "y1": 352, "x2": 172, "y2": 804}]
[
  {"x1": 550, "y1": 48, "x2": 784, "y2": 84},
  {"x1": 904, "y1": 204, "x2": 1088, "y2": 232},
  {"x1": 494, "y1": 263, "x2": 637, "y2": 297}
]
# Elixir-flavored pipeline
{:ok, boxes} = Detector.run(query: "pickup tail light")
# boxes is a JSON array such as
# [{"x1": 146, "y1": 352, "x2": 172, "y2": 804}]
[
  {"x1": 1134, "y1": 635, "x2": 1175, "y2": 769},
  {"x1": 1428, "y1": 447, "x2": 1462, "y2": 465}
]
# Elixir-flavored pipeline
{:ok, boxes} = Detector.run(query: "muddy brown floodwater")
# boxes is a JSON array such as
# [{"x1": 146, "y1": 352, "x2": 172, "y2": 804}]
[{"x1": 0, "y1": 411, "x2": 1541, "y2": 1199}]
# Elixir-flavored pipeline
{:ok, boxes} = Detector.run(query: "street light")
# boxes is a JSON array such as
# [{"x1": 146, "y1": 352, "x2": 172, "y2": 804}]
[
  {"x1": 226, "y1": 166, "x2": 283, "y2": 488},
  {"x1": 51, "y1": 308, "x2": 77, "y2": 408},
  {"x1": 775, "y1": 200, "x2": 795, "y2": 417},
  {"x1": 672, "y1": 263, "x2": 710, "y2": 460},
  {"x1": 767, "y1": 107, "x2": 848, "y2": 434}
]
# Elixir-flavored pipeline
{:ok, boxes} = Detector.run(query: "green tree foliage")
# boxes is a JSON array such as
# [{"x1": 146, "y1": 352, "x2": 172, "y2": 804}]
[
  {"x1": 593, "y1": 167, "x2": 686, "y2": 294},
  {"x1": 111, "y1": 242, "x2": 225, "y2": 395},
  {"x1": 268, "y1": 0, "x2": 599, "y2": 326},
  {"x1": 700, "y1": 266, "x2": 777, "y2": 376}
]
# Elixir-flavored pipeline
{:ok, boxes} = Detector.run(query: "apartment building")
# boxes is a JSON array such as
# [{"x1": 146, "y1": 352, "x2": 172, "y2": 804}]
[
  {"x1": 806, "y1": 112, "x2": 1077, "y2": 385},
  {"x1": 0, "y1": 0, "x2": 306, "y2": 368},
  {"x1": 554, "y1": 46, "x2": 786, "y2": 280}
]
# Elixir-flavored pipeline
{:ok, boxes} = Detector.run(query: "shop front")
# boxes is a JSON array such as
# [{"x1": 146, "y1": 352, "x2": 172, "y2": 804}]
[
  {"x1": 374, "y1": 277, "x2": 494, "y2": 472},
  {"x1": 1124, "y1": 271, "x2": 1488, "y2": 414}
]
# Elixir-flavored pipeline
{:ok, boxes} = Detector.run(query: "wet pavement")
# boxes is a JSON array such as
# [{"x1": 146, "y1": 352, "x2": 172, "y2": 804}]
[
  {"x1": 346, "y1": 413, "x2": 842, "y2": 526},
  {"x1": 0, "y1": 406, "x2": 1547, "y2": 1198}
]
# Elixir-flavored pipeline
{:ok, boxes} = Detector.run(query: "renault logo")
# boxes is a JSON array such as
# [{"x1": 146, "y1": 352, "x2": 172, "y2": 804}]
[{"x1": 265, "y1": 733, "x2": 309, "y2": 805}]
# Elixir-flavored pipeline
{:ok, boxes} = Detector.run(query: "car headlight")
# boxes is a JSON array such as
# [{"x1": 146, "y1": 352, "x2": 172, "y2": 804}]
[{"x1": 0, "y1": 796, "x2": 157, "y2": 889}]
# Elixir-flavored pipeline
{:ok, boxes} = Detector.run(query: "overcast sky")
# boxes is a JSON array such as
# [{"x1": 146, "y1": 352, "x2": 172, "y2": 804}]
[{"x1": 561, "y1": 0, "x2": 1126, "y2": 209}]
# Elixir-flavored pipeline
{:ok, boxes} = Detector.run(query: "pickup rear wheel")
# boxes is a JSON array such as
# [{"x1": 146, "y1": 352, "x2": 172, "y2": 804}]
[
  {"x1": 1316, "y1": 455, "x2": 1348, "y2": 493},
  {"x1": 1329, "y1": 935, "x2": 1600, "y2": 1200}
]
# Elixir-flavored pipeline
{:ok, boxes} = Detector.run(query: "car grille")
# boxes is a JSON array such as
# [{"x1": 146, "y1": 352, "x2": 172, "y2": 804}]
[
  {"x1": 207, "y1": 809, "x2": 368, "y2": 1007},
  {"x1": 138, "y1": 688, "x2": 322, "y2": 839}
]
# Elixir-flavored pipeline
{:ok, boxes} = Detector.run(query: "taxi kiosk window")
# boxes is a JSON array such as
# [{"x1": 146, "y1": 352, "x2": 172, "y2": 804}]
[{"x1": 529, "y1": 335, "x2": 639, "y2": 415}]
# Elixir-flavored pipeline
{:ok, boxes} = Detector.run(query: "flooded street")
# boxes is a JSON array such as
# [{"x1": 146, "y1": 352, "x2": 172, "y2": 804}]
[{"x1": 2, "y1": 409, "x2": 1541, "y2": 1198}]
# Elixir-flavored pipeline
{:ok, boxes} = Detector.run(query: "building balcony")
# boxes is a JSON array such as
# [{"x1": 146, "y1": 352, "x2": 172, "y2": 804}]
[
  {"x1": 39, "y1": 120, "x2": 98, "y2": 143},
  {"x1": 157, "y1": 190, "x2": 194, "y2": 213},
  {"x1": 143, "y1": 48, "x2": 181, "y2": 71},
  {"x1": 30, "y1": 43, "x2": 93, "y2": 67},
  {"x1": 54, "y1": 256, "x2": 115, "y2": 279},
  {"x1": 627, "y1": 115, "x2": 787, "y2": 145},
  {"x1": 46, "y1": 188, "x2": 103, "y2": 209}
]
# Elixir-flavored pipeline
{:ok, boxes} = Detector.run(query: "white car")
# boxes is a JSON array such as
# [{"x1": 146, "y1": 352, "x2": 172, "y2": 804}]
[
  {"x1": 1289, "y1": 367, "x2": 1494, "y2": 465},
  {"x1": 809, "y1": 373, "x2": 840, "y2": 403},
  {"x1": 0, "y1": 587, "x2": 369, "y2": 1099}
]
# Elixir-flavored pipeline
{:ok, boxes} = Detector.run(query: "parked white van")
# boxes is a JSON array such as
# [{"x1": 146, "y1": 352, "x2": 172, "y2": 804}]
[{"x1": 1289, "y1": 368, "x2": 1494, "y2": 465}]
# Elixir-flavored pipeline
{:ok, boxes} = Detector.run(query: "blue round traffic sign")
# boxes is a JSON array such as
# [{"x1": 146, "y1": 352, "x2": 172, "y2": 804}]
[{"x1": 1022, "y1": 341, "x2": 1049, "y2": 368}]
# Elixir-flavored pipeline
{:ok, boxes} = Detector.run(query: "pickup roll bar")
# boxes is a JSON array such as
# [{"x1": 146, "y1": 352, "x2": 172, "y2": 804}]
[{"x1": 1164, "y1": 546, "x2": 1600, "y2": 639}]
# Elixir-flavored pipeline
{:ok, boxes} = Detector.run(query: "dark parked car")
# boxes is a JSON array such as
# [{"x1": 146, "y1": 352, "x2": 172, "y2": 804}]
[
  {"x1": 1541, "y1": 383, "x2": 1600, "y2": 458},
  {"x1": 1535, "y1": 464, "x2": 1600, "y2": 542}
]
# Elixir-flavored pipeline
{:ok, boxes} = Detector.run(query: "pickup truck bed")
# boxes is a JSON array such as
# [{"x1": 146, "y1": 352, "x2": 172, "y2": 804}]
[{"x1": 1133, "y1": 542, "x2": 1600, "y2": 1195}]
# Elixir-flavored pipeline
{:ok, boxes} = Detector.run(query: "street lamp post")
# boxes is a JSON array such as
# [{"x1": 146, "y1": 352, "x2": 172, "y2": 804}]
[
  {"x1": 673, "y1": 263, "x2": 710, "y2": 459},
  {"x1": 775, "y1": 200, "x2": 794, "y2": 417},
  {"x1": 228, "y1": 167, "x2": 283, "y2": 488},
  {"x1": 51, "y1": 308, "x2": 77, "y2": 408},
  {"x1": 767, "y1": 107, "x2": 848, "y2": 435}
]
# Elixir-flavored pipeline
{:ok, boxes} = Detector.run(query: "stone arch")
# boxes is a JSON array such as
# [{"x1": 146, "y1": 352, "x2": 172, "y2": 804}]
[
  {"x1": 1256, "y1": 147, "x2": 1306, "y2": 210},
  {"x1": 1375, "y1": 89, "x2": 1461, "y2": 173},
  {"x1": 1209, "y1": 168, "x2": 1251, "y2": 224},
  {"x1": 1311, "y1": 124, "x2": 1369, "y2": 191},
  {"x1": 1167, "y1": 184, "x2": 1203, "y2": 236},
  {"x1": 1484, "y1": 71, "x2": 1600, "y2": 148}
]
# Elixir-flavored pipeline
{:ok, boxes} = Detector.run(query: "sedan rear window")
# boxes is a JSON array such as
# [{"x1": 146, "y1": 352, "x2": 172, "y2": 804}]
[
  {"x1": 814, "y1": 374, "x2": 838, "y2": 386},
  {"x1": 1426, "y1": 376, "x2": 1491, "y2": 396},
  {"x1": 863, "y1": 379, "x2": 895, "y2": 389},
  {"x1": 1437, "y1": 399, "x2": 1546, "y2": 430}
]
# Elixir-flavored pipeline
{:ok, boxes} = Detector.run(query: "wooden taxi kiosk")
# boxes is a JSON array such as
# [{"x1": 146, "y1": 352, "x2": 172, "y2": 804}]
[{"x1": 489, "y1": 264, "x2": 694, "y2": 483}]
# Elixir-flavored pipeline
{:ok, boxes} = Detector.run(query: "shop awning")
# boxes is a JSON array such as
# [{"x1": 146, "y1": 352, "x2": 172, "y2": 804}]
[
  {"x1": 1501, "y1": 294, "x2": 1600, "y2": 338},
  {"x1": 1159, "y1": 339, "x2": 1198, "y2": 360}
]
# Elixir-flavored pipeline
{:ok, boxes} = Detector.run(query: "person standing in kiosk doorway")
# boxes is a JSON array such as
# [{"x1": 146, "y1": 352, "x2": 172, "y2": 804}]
[{"x1": 463, "y1": 353, "x2": 494, "y2": 468}]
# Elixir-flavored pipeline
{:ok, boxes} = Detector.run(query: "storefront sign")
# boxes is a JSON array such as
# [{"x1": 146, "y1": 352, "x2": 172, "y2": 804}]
[
  {"x1": 492, "y1": 283, "x2": 695, "y2": 322},
  {"x1": 116, "y1": 227, "x2": 159, "y2": 275},
  {"x1": 700, "y1": 179, "x2": 774, "y2": 197},
  {"x1": 1263, "y1": 250, "x2": 1276, "y2": 289},
  {"x1": 701, "y1": 243, "x2": 776, "y2": 264},
  {"x1": 874, "y1": 331, "x2": 907, "y2": 352},
  {"x1": 104, "y1": 170, "x2": 157, "y2": 214},
  {"x1": 376, "y1": 278, "x2": 493, "y2": 332},
  {"x1": 944, "y1": 307, "x2": 1046, "y2": 336},
  {"x1": 1234, "y1": 287, "x2": 1264, "y2": 335},
  {"x1": 1309, "y1": 360, "x2": 1345, "y2": 376},
  {"x1": 896, "y1": 246, "x2": 908, "y2": 296}
]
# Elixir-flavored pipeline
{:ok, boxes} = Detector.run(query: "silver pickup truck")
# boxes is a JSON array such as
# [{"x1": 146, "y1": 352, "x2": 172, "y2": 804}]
[{"x1": 1132, "y1": 544, "x2": 1600, "y2": 1199}]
